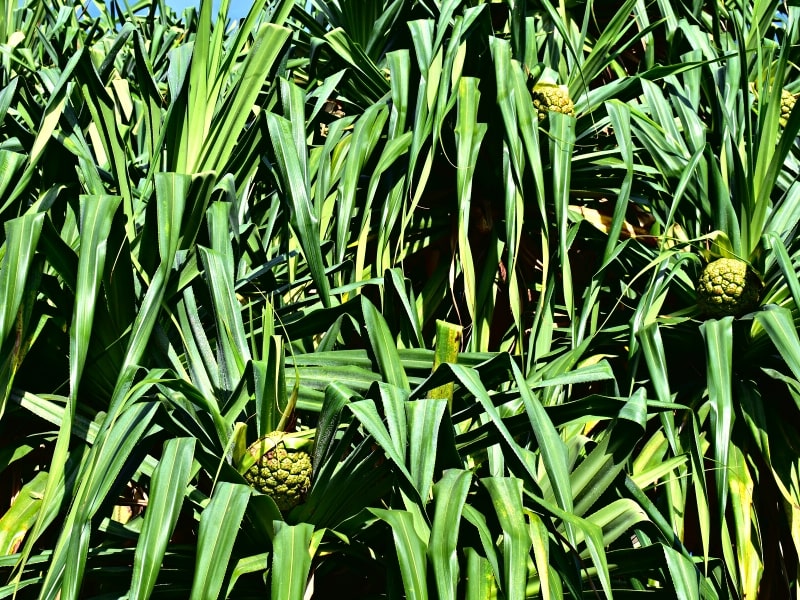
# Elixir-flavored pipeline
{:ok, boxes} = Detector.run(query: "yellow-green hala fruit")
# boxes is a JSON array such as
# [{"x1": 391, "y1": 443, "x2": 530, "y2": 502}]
[
  {"x1": 781, "y1": 89, "x2": 797, "y2": 125},
  {"x1": 696, "y1": 258, "x2": 762, "y2": 317},
  {"x1": 531, "y1": 83, "x2": 575, "y2": 121}
]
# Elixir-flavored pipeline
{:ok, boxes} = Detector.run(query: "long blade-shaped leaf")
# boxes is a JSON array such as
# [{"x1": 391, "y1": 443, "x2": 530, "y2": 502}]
[
  {"x1": 755, "y1": 307, "x2": 800, "y2": 381},
  {"x1": 370, "y1": 508, "x2": 429, "y2": 600},
  {"x1": 0, "y1": 470, "x2": 47, "y2": 555},
  {"x1": 511, "y1": 361, "x2": 574, "y2": 521},
  {"x1": 335, "y1": 102, "x2": 388, "y2": 265},
  {"x1": 378, "y1": 381, "x2": 409, "y2": 460},
  {"x1": 191, "y1": 482, "x2": 251, "y2": 600},
  {"x1": 465, "y1": 547, "x2": 499, "y2": 600},
  {"x1": 348, "y1": 398, "x2": 415, "y2": 490},
  {"x1": 639, "y1": 322, "x2": 672, "y2": 404},
  {"x1": 41, "y1": 400, "x2": 159, "y2": 600},
  {"x1": 362, "y1": 296, "x2": 409, "y2": 389},
  {"x1": 406, "y1": 399, "x2": 447, "y2": 502},
  {"x1": 481, "y1": 477, "x2": 529, "y2": 600},
  {"x1": 76, "y1": 56, "x2": 133, "y2": 238},
  {"x1": 550, "y1": 112, "x2": 576, "y2": 325},
  {"x1": 70, "y1": 194, "x2": 122, "y2": 398},
  {"x1": 700, "y1": 317, "x2": 734, "y2": 524},
  {"x1": 266, "y1": 111, "x2": 331, "y2": 307},
  {"x1": 427, "y1": 319, "x2": 462, "y2": 407},
  {"x1": 200, "y1": 246, "x2": 251, "y2": 387},
  {"x1": 270, "y1": 521, "x2": 315, "y2": 600},
  {"x1": 130, "y1": 437, "x2": 196, "y2": 599},
  {"x1": 198, "y1": 24, "x2": 291, "y2": 172},
  {"x1": 252, "y1": 335, "x2": 287, "y2": 438},
  {"x1": 0, "y1": 212, "x2": 44, "y2": 416},
  {"x1": 664, "y1": 545, "x2": 702, "y2": 600},
  {"x1": 528, "y1": 513, "x2": 553, "y2": 599},
  {"x1": 570, "y1": 389, "x2": 647, "y2": 517},
  {"x1": 454, "y1": 77, "x2": 487, "y2": 345},
  {"x1": 429, "y1": 469, "x2": 472, "y2": 600}
]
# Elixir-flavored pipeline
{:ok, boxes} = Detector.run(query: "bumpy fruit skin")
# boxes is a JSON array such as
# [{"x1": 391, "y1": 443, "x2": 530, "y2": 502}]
[
  {"x1": 243, "y1": 432, "x2": 312, "y2": 511},
  {"x1": 531, "y1": 83, "x2": 575, "y2": 121},
  {"x1": 696, "y1": 258, "x2": 762, "y2": 317},
  {"x1": 781, "y1": 89, "x2": 797, "y2": 124}
]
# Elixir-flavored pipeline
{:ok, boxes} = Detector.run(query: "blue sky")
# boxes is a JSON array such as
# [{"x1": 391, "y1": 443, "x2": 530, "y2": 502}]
[
  {"x1": 90, "y1": 1, "x2": 251, "y2": 21},
  {"x1": 166, "y1": 0, "x2": 251, "y2": 20}
]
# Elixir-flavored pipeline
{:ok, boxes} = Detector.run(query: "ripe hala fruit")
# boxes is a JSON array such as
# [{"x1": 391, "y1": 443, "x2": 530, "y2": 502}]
[
  {"x1": 749, "y1": 82, "x2": 797, "y2": 126},
  {"x1": 781, "y1": 89, "x2": 797, "y2": 125},
  {"x1": 531, "y1": 83, "x2": 575, "y2": 121}
]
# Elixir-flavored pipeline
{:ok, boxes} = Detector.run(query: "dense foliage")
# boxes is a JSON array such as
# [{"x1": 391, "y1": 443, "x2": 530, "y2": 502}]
[{"x1": 0, "y1": 0, "x2": 799, "y2": 597}]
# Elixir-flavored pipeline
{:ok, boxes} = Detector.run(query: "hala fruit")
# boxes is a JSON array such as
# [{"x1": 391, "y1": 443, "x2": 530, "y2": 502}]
[
  {"x1": 236, "y1": 427, "x2": 314, "y2": 512},
  {"x1": 781, "y1": 89, "x2": 797, "y2": 125},
  {"x1": 531, "y1": 83, "x2": 575, "y2": 121},
  {"x1": 696, "y1": 258, "x2": 762, "y2": 318}
]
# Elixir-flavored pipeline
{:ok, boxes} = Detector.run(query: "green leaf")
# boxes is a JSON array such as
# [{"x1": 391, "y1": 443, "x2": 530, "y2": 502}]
[
  {"x1": 407, "y1": 399, "x2": 447, "y2": 502},
  {"x1": 481, "y1": 478, "x2": 529, "y2": 600},
  {"x1": 0, "y1": 151, "x2": 26, "y2": 216},
  {"x1": 700, "y1": 317, "x2": 734, "y2": 524},
  {"x1": 312, "y1": 382, "x2": 354, "y2": 472},
  {"x1": 154, "y1": 172, "x2": 190, "y2": 268},
  {"x1": 764, "y1": 234, "x2": 800, "y2": 312},
  {"x1": 580, "y1": 498, "x2": 648, "y2": 549},
  {"x1": 549, "y1": 112, "x2": 577, "y2": 324},
  {"x1": 75, "y1": 55, "x2": 133, "y2": 237},
  {"x1": 5, "y1": 51, "x2": 81, "y2": 211},
  {"x1": 362, "y1": 295, "x2": 409, "y2": 389},
  {"x1": 323, "y1": 28, "x2": 390, "y2": 101},
  {"x1": 197, "y1": 24, "x2": 291, "y2": 172},
  {"x1": 40, "y1": 400, "x2": 159, "y2": 600},
  {"x1": 130, "y1": 437, "x2": 196, "y2": 600},
  {"x1": 252, "y1": 336, "x2": 287, "y2": 437},
  {"x1": 378, "y1": 381, "x2": 409, "y2": 460},
  {"x1": 226, "y1": 553, "x2": 270, "y2": 598},
  {"x1": 335, "y1": 102, "x2": 388, "y2": 266},
  {"x1": 639, "y1": 322, "x2": 672, "y2": 404},
  {"x1": 348, "y1": 397, "x2": 415, "y2": 490},
  {"x1": 191, "y1": 482, "x2": 251, "y2": 600},
  {"x1": 271, "y1": 521, "x2": 315, "y2": 600},
  {"x1": 370, "y1": 508, "x2": 429, "y2": 600},
  {"x1": 570, "y1": 389, "x2": 647, "y2": 517},
  {"x1": 527, "y1": 360, "x2": 616, "y2": 389},
  {"x1": 755, "y1": 307, "x2": 800, "y2": 382},
  {"x1": 0, "y1": 470, "x2": 47, "y2": 555},
  {"x1": 383, "y1": 267, "x2": 424, "y2": 348},
  {"x1": 454, "y1": 77, "x2": 487, "y2": 344},
  {"x1": 200, "y1": 246, "x2": 251, "y2": 387},
  {"x1": 0, "y1": 212, "x2": 44, "y2": 346},
  {"x1": 462, "y1": 504, "x2": 502, "y2": 589},
  {"x1": 266, "y1": 111, "x2": 332, "y2": 308},
  {"x1": 664, "y1": 545, "x2": 701, "y2": 600},
  {"x1": 0, "y1": 212, "x2": 44, "y2": 416},
  {"x1": 527, "y1": 513, "x2": 553, "y2": 600},
  {"x1": 70, "y1": 195, "x2": 122, "y2": 399},
  {"x1": 429, "y1": 470, "x2": 472, "y2": 600},
  {"x1": 465, "y1": 547, "x2": 499, "y2": 600},
  {"x1": 511, "y1": 361, "x2": 574, "y2": 523}
]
